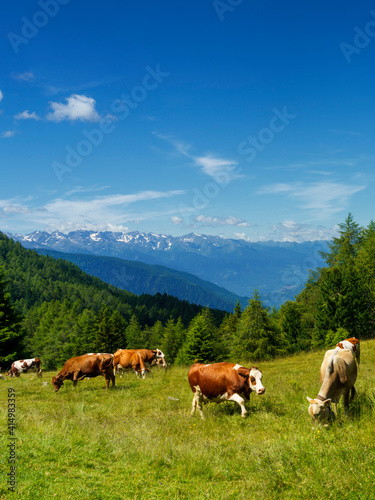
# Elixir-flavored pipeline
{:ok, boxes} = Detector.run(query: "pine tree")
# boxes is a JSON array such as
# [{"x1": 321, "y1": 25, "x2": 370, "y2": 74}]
[
  {"x1": 320, "y1": 213, "x2": 363, "y2": 266},
  {"x1": 234, "y1": 290, "x2": 284, "y2": 361},
  {"x1": 125, "y1": 314, "x2": 146, "y2": 348},
  {"x1": 279, "y1": 300, "x2": 309, "y2": 352},
  {"x1": 176, "y1": 308, "x2": 224, "y2": 364},
  {"x1": 94, "y1": 306, "x2": 113, "y2": 352},
  {"x1": 0, "y1": 266, "x2": 24, "y2": 364},
  {"x1": 161, "y1": 318, "x2": 186, "y2": 363}
]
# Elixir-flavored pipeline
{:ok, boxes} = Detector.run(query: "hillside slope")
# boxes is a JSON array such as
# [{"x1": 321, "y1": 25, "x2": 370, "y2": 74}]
[{"x1": 36, "y1": 248, "x2": 248, "y2": 311}]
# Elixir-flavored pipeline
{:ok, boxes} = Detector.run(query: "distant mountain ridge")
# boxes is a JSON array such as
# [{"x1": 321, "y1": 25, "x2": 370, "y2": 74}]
[
  {"x1": 8, "y1": 230, "x2": 328, "y2": 306},
  {"x1": 35, "y1": 248, "x2": 247, "y2": 312}
]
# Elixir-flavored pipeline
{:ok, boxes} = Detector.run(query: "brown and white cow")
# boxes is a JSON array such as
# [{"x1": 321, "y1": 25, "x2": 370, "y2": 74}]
[
  {"x1": 188, "y1": 362, "x2": 265, "y2": 419},
  {"x1": 51, "y1": 353, "x2": 115, "y2": 391},
  {"x1": 112, "y1": 350, "x2": 147, "y2": 378},
  {"x1": 113, "y1": 348, "x2": 167, "y2": 378},
  {"x1": 336, "y1": 337, "x2": 360, "y2": 365},
  {"x1": 8, "y1": 358, "x2": 42, "y2": 378},
  {"x1": 307, "y1": 348, "x2": 357, "y2": 423}
]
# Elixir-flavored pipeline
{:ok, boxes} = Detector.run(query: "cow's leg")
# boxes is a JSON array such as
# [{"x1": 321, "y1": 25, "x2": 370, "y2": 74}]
[
  {"x1": 72, "y1": 372, "x2": 81, "y2": 387},
  {"x1": 350, "y1": 385, "x2": 356, "y2": 401},
  {"x1": 109, "y1": 370, "x2": 115, "y2": 388},
  {"x1": 37, "y1": 369, "x2": 42, "y2": 378},
  {"x1": 228, "y1": 393, "x2": 248, "y2": 418},
  {"x1": 191, "y1": 386, "x2": 204, "y2": 419},
  {"x1": 343, "y1": 389, "x2": 351, "y2": 414}
]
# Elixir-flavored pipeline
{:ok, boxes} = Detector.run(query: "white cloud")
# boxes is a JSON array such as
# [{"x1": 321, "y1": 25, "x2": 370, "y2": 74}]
[
  {"x1": 1, "y1": 130, "x2": 16, "y2": 138},
  {"x1": 11, "y1": 71, "x2": 35, "y2": 82},
  {"x1": 47, "y1": 94, "x2": 101, "y2": 122},
  {"x1": 258, "y1": 180, "x2": 366, "y2": 218},
  {"x1": 195, "y1": 215, "x2": 249, "y2": 227},
  {"x1": 14, "y1": 110, "x2": 41, "y2": 120},
  {"x1": 234, "y1": 221, "x2": 339, "y2": 243},
  {"x1": 154, "y1": 132, "x2": 241, "y2": 183},
  {"x1": 0, "y1": 190, "x2": 185, "y2": 233},
  {"x1": 0, "y1": 90, "x2": 3, "y2": 102},
  {"x1": 265, "y1": 221, "x2": 339, "y2": 242},
  {"x1": 170, "y1": 216, "x2": 183, "y2": 225}
]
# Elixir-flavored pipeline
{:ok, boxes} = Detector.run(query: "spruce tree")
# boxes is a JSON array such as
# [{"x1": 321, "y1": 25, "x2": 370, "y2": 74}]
[
  {"x1": 234, "y1": 290, "x2": 284, "y2": 361},
  {"x1": 176, "y1": 308, "x2": 224, "y2": 364}
]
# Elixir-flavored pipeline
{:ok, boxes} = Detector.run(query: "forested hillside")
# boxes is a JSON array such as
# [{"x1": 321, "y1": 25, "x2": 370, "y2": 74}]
[
  {"x1": 35, "y1": 248, "x2": 248, "y2": 311},
  {"x1": 1, "y1": 214, "x2": 374, "y2": 372},
  {"x1": 0, "y1": 232, "x2": 224, "y2": 368}
]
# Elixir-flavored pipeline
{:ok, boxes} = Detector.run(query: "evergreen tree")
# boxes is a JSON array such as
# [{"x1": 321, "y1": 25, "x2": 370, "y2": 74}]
[
  {"x1": 176, "y1": 308, "x2": 224, "y2": 364},
  {"x1": 219, "y1": 301, "x2": 242, "y2": 358},
  {"x1": 0, "y1": 266, "x2": 24, "y2": 364},
  {"x1": 161, "y1": 317, "x2": 186, "y2": 363},
  {"x1": 94, "y1": 306, "x2": 113, "y2": 352},
  {"x1": 320, "y1": 213, "x2": 363, "y2": 266},
  {"x1": 126, "y1": 314, "x2": 146, "y2": 348},
  {"x1": 234, "y1": 290, "x2": 284, "y2": 361},
  {"x1": 279, "y1": 300, "x2": 309, "y2": 352},
  {"x1": 109, "y1": 309, "x2": 127, "y2": 350}
]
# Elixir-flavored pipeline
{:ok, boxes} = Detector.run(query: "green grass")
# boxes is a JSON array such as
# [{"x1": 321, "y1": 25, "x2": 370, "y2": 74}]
[{"x1": 1, "y1": 341, "x2": 375, "y2": 500}]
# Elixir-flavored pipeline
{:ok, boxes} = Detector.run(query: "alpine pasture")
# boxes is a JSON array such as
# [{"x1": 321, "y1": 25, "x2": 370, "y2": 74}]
[{"x1": 1, "y1": 341, "x2": 375, "y2": 500}]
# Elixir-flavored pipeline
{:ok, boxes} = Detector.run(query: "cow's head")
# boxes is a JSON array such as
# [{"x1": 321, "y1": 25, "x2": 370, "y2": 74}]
[
  {"x1": 306, "y1": 397, "x2": 332, "y2": 422},
  {"x1": 153, "y1": 349, "x2": 167, "y2": 366},
  {"x1": 248, "y1": 367, "x2": 265, "y2": 395},
  {"x1": 51, "y1": 376, "x2": 63, "y2": 392}
]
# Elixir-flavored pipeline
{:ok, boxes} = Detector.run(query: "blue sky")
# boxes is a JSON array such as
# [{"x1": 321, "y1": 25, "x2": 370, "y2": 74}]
[{"x1": 1, "y1": 0, "x2": 374, "y2": 241}]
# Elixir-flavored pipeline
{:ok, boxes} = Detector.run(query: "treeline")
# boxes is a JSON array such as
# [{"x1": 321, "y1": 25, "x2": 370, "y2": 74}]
[{"x1": 1, "y1": 214, "x2": 375, "y2": 370}]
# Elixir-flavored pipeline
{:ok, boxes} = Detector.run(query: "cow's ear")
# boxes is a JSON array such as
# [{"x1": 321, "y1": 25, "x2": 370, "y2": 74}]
[
  {"x1": 237, "y1": 367, "x2": 249, "y2": 379},
  {"x1": 323, "y1": 399, "x2": 331, "y2": 407},
  {"x1": 307, "y1": 397, "x2": 312, "y2": 403}
]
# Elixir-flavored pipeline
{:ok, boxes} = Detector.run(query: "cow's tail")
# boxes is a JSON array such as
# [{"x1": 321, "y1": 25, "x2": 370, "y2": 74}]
[{"x1": 100, "y1": 354, "x2": 114, "y2": 371}]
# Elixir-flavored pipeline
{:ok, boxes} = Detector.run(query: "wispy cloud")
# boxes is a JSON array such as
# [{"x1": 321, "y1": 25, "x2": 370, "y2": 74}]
[
  {"x1": 14, "y1": 110, "x2": 41, "y2": 120},
  {"x1": 154, "y1": 132, "x2": 241, "y2": 182},
  {"x1": 0, "y1": 190, "x2": 185, "y2": 233},
  {"x1": 234, "y1": 221, "x2": 339, "y2": 243},
  {"x1": 0, "y1": 90, "x2": 3, "y2": 102},
  {"x1": 1, "y1": 130, "x2": 16, "y2": 138},
  {"x1": 46, "y1": 94, "x2": 101, "y2": 122},
  {"x1": 195, "y1": 215, "x2": 249, "y2": 227},
  {"x1": 258, "y1": 180, "x2": 366, "y2": 218},
  {"x1": 11, "y1": 71, "x2": 35, "y2": 82}
]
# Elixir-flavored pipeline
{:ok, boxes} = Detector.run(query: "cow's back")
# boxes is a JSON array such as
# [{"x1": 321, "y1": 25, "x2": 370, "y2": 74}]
[
  {"x1": 188, "y1": 363, "x2": 239, "y2": 398},
  {"x1": 320, "y1": 348, "x2": 357, "y2": 399}
]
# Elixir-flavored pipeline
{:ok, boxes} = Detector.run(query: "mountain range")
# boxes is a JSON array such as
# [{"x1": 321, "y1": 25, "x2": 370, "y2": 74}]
[{"x1": 7, "y1": 230, "x2": 328, "y2": 309}]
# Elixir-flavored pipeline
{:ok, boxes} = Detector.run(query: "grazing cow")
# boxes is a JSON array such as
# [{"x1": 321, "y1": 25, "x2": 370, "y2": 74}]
[
  {"x1": 307, "y1": 348, "x2": 357, "y2": 423},
  {"x1": 113, "y1": 350, "x2": 147, "y2": 378},
  {"x1": 113, "y1": 348, "x2": 167, "y2": 378},
  {"x1": 336, "y1": 337, "x2": 360, "y2": 365},
  {"x1": 51, "y1": 353, "x2": 115, "y2": 392},
  {"x1": 188, "y1": 362, "x2": 265, "y2": 419},
  {"x1": 8, "y1": 358, "x2": 42, "y2": 378}
]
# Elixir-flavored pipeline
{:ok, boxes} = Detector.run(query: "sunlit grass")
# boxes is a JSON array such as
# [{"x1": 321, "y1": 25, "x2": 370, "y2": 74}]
[{"x1": 1, "y1": 340, "x2": 375, "y2": 499}]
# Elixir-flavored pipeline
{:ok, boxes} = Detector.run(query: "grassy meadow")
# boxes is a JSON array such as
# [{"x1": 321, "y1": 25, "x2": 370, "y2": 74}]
[{"x1": 1, "y1": 340, "x2": 375, "y2": 500}]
